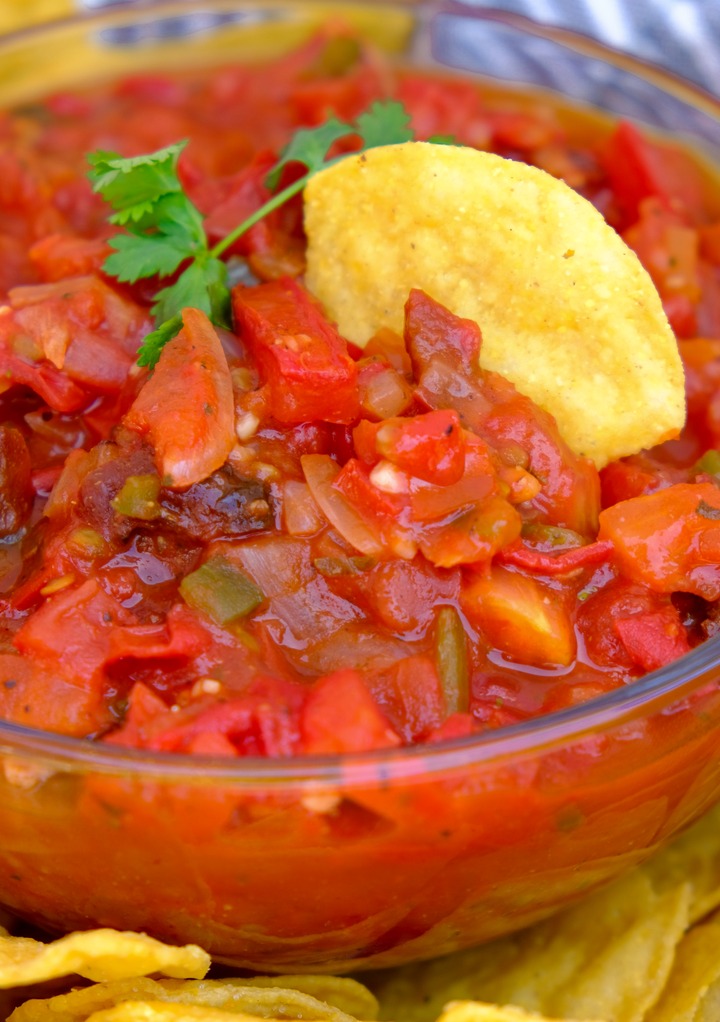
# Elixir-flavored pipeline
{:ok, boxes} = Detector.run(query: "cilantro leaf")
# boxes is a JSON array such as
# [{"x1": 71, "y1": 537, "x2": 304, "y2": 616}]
[
  {"x1": 137, "y1": 315, "x2": 183, "y2": 370},
  {"x1": 88, "y1": 141, "x2": 188, "y2": 223},
  {"x1": 427, "y1": 133, "x2": 459, "y2": 146},
  {"x1": 104, "y1": 234, "x2": 191, "y2": 284},
  {"x1": 151, "y1": 260, "x2": 212, "y2": 326},
  {"x1": 355, "y1": 100, "x2": 413, "y2": 150},
  {"x1": 204, "y1": 256, "x2": 232, "y2": 329},
  {"x1": 265, "y1": 116, "x2": 351, "y2": 190},
  {"x1": 148, "y1": 193, "x2": 206, "y2": 249},
  {"x1": 150, "y1": 255, "x2": 230, "y2": 328}
]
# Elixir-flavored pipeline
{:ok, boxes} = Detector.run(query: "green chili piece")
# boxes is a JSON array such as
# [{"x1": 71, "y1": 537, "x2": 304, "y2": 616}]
[
  {"x1": 313, "y1": 555, "x2": 375, "y2": 576},
  {"x1": 111, "y1": 474, "x2": 161, "y2": 520},
  {"x1": 694, "y1": 449, "x2": 720, "y2": 477},
  {"x1": 180, "y1": 556, "x2": 264, "y2": 626},
  {"x1": 521, "y1": 523, "x2": 583, "y2": 548},
  {"x1": 68, "y1": 527, "x2": 106, "y2": 557},
  {"x1": 435, "y1": 606, "x2": 469, "y2": 715}
]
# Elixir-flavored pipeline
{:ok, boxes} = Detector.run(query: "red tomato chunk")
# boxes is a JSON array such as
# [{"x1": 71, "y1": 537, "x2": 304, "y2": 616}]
[{"x1": 1, "y1": 35, "x2": 720, "y2": 757}]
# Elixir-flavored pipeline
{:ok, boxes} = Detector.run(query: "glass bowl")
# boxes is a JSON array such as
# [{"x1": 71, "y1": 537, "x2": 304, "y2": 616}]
[{"x1": 2, "y1": 0, "x2": 720, "y2": 974}]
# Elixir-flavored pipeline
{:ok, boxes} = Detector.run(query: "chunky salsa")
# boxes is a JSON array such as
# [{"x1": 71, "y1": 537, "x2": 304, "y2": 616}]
[{"x1": 0, "y1": 27, "x2": 720, "y2": 758}]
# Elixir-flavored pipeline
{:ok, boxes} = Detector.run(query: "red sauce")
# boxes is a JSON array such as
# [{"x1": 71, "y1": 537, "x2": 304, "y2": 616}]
[{"x1": 0, "y1": 27, "x2": 719, "y2": 760}]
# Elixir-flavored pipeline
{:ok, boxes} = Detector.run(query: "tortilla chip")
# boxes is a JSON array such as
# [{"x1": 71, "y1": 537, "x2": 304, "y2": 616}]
[
  {"x1": 0, "y1": 930, "x2": 209, "y2": 988},
  {"x1": 644, "y1": 800, "x2": 720, "y2": 924},
  {"x1": 437, "y1": 1001, "x2": 603, "y2": 1022},
  {"x1": 240, "y1": 976, "x2": 378, "y2": 1019},
  {"x1": 645, "y1": 915, "x2": 720, "y2": 1022},
  {"x1": 71, "y1": 1005, "x2": 255, "y2": 1022},
  {"x1": 8, "y1": 977, "x2": 369, "y2": 1022},
  {"x1": 305, "y1": 141, "x2": 685, "y2": 467},
  {"x1": 370, "y1": 870, "x2": 689, "y2": 1022}
]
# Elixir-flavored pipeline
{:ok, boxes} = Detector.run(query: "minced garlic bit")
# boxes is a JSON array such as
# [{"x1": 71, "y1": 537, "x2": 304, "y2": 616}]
[
  {"x1": 370, "y1": 460, "x2": 408, "y2": 494},
  {"x1": 235, "y1": 411, "x2": 260, "y2": 441}
]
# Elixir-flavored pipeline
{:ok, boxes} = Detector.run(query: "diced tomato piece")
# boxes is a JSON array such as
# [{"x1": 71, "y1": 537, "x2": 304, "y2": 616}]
[
  {"x1": 614, "y1": 607, "x2": 691, "y2": 673},
  {"x1": 598, "y1": 482, "x2": 720, "y2": 599},
  {"x1": 103, "y1": 681, "x2": 169, "y2": 748},
  {"x1": 602, "y1": 121, "x2": 707, "y2": 227},
  {"x1": 623, "y1": 198, "x2": 700, "y2": 305},
  {"x1": 0, "y1": 652, "x2": 111, "y2": 737},
  {"x1": 334, "y1": 457, "x2": 406, "y2": 519},
  {"x1": 600, "y1": 459, "x2": 662, "y2": 506},
  {"x1": 375, "y1": 410, "x2": 464, "y2": 486},
  {"x1": 124, "y1": 308, "x2": 235, "y2": 489},
  {"x1": 301, "y1": 669, "x2": 401, "y2": 754},
  {"x1": 371, "y1": 656, "x2": 445, "y2": 743},
  {"x1": 663, "y1": 293, "x2": 698, "y2": 338},
  {"x1": 405, "y1": 288, "x2": 481, "y2": 377},
  {"x1": 13, "y1": 578, "x2": 135, "y2": 683},
  {"x1": 680, "y1": 338, "x2": 720, "y2": 422},
  {"x1": 490, "y1": 108, "x2": 561, "y2": 151},
  {"x1": 363, "y1": 327, "x2": 412, "y2": 376},
  {"x1": 700, "y1": 221, "x2": 720, "y2": 265},
  {"x1": 352, "y1": 419, "x2": 382, "y2": 465},
  {"x1": 426, "y1": 712, "x2": 478, "y2": 743},
  {"x1": 419, "y1": 494, "x2": 522, "y2": 569},
  {"x1": 139, "y1": 676, "x2": 305, "y2": 757},
  {"x1": 9, "y1": 275, "x2": 150, "y2": 365},
  {"x1": 0, "y1": 348, "x2": 89, "y2": 413},
  {"x1": 198, "y1": 150, "x2": 277, "y2": 257},
  {"x1": 333, "y1": 457, "x2": 414, "y2": 556},
  {"x1": 408, "y1": 433, "x2": 497, "y2": 522},
  {"x1": 106, "y1": 604, "x2": 211, "y2": 665},
  {"x1": 29, "y1": 234, "x2": 111, "y2": 281},
  {"x1": 577, "y1": 577, "x2": 663, "y2": 671},
  {"x1": 232, "y1": 278, "x2": 359, "y2": 424},
  {"x1": 542, "y1": 673, "x2": 619, "y2": 713},
  {"x1": 0, "y1": 233, "x2": 35, "y2": 293},
  {"x1": 396, "y1": 75, "x2": 490, "y2": 147},
  {"x1": 462, "y1": 565, "x2": 576, "y2": 667},
  {"x1": 480, "y1": 392, "x2": 601, "y2": 537},
  {"x1": 360, "y1": 558, "x2": 460, "y2": 634}
]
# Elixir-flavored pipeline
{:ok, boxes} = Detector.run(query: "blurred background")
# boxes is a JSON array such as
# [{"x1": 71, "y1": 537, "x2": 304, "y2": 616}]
[{"x1": 0, "y1": 0, "x2": 719, "y2": 95}]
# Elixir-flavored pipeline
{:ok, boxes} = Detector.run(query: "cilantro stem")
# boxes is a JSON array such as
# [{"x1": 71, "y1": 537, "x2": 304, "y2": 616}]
[{"x1": 209, "y1": 175, "x2": 309, "y2": 260}]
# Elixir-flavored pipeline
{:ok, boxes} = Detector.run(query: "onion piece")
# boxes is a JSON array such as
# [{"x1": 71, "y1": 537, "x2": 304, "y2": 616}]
[{"x1": 301, "y1": 453, "x2": 385, "y2": 558}]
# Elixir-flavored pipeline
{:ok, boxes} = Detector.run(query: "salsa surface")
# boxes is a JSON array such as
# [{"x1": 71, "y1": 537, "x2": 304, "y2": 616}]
[{"x1": 1, "y1": 29, "x2": 720, "y2": 757}]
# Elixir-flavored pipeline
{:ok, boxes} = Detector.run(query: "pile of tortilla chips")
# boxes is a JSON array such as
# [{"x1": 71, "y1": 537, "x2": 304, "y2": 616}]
[{"x1": 2, "y1": 801, "x2": 720, "y2": 1022}]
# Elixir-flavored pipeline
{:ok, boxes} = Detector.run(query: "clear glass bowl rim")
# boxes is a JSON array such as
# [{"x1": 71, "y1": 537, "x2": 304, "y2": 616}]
[{"x1": 0, "y1": 0, "x2": 719, "y2": 785}]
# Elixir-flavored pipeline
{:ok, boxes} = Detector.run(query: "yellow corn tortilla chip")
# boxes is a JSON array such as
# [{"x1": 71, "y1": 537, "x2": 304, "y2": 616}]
[
  {"x1": 437, "y1": 1001, "x2": 603, "y2": 1022},
  {"x1": 240, "y1": 976, "x2": 378, "y2": 1019},
  {"x1": 370, "y1": 870, "x2": 689, "y2": 1022},
  {"x1": 0, "y1": 929, "x2": 209, "y2": 988},
  {"x1": 8, "y1": 977, "x2": 370, "y2": 1022},
  {"x1": 645, "y1": 915, "x2": 720, "y2": 1022},
  {"x1": 644, "y1": 800, "x2": 720, "y2": 924},
  {"x1": 72, "y1": 1005, "x2": 260, "y2": 1022},
  {"x1": 305, "y1": 141, "x2": 685, "y2": 467}
]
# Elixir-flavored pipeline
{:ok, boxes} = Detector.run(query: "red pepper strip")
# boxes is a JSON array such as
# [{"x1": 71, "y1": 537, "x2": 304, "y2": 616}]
[{"x1": 496, "y1": 538, "x2": 614, "y2": 575}]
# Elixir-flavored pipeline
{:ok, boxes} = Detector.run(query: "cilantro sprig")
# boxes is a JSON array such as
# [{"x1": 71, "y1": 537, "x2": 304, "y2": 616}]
[{"x1": 89, "y1": 100, "x2": 415, "y2": 368}]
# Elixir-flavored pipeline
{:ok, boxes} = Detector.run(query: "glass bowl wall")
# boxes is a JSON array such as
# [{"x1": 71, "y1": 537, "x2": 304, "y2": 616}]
[{"x1": 1, "y1": 0, "x2": 720, "y2": 973}]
